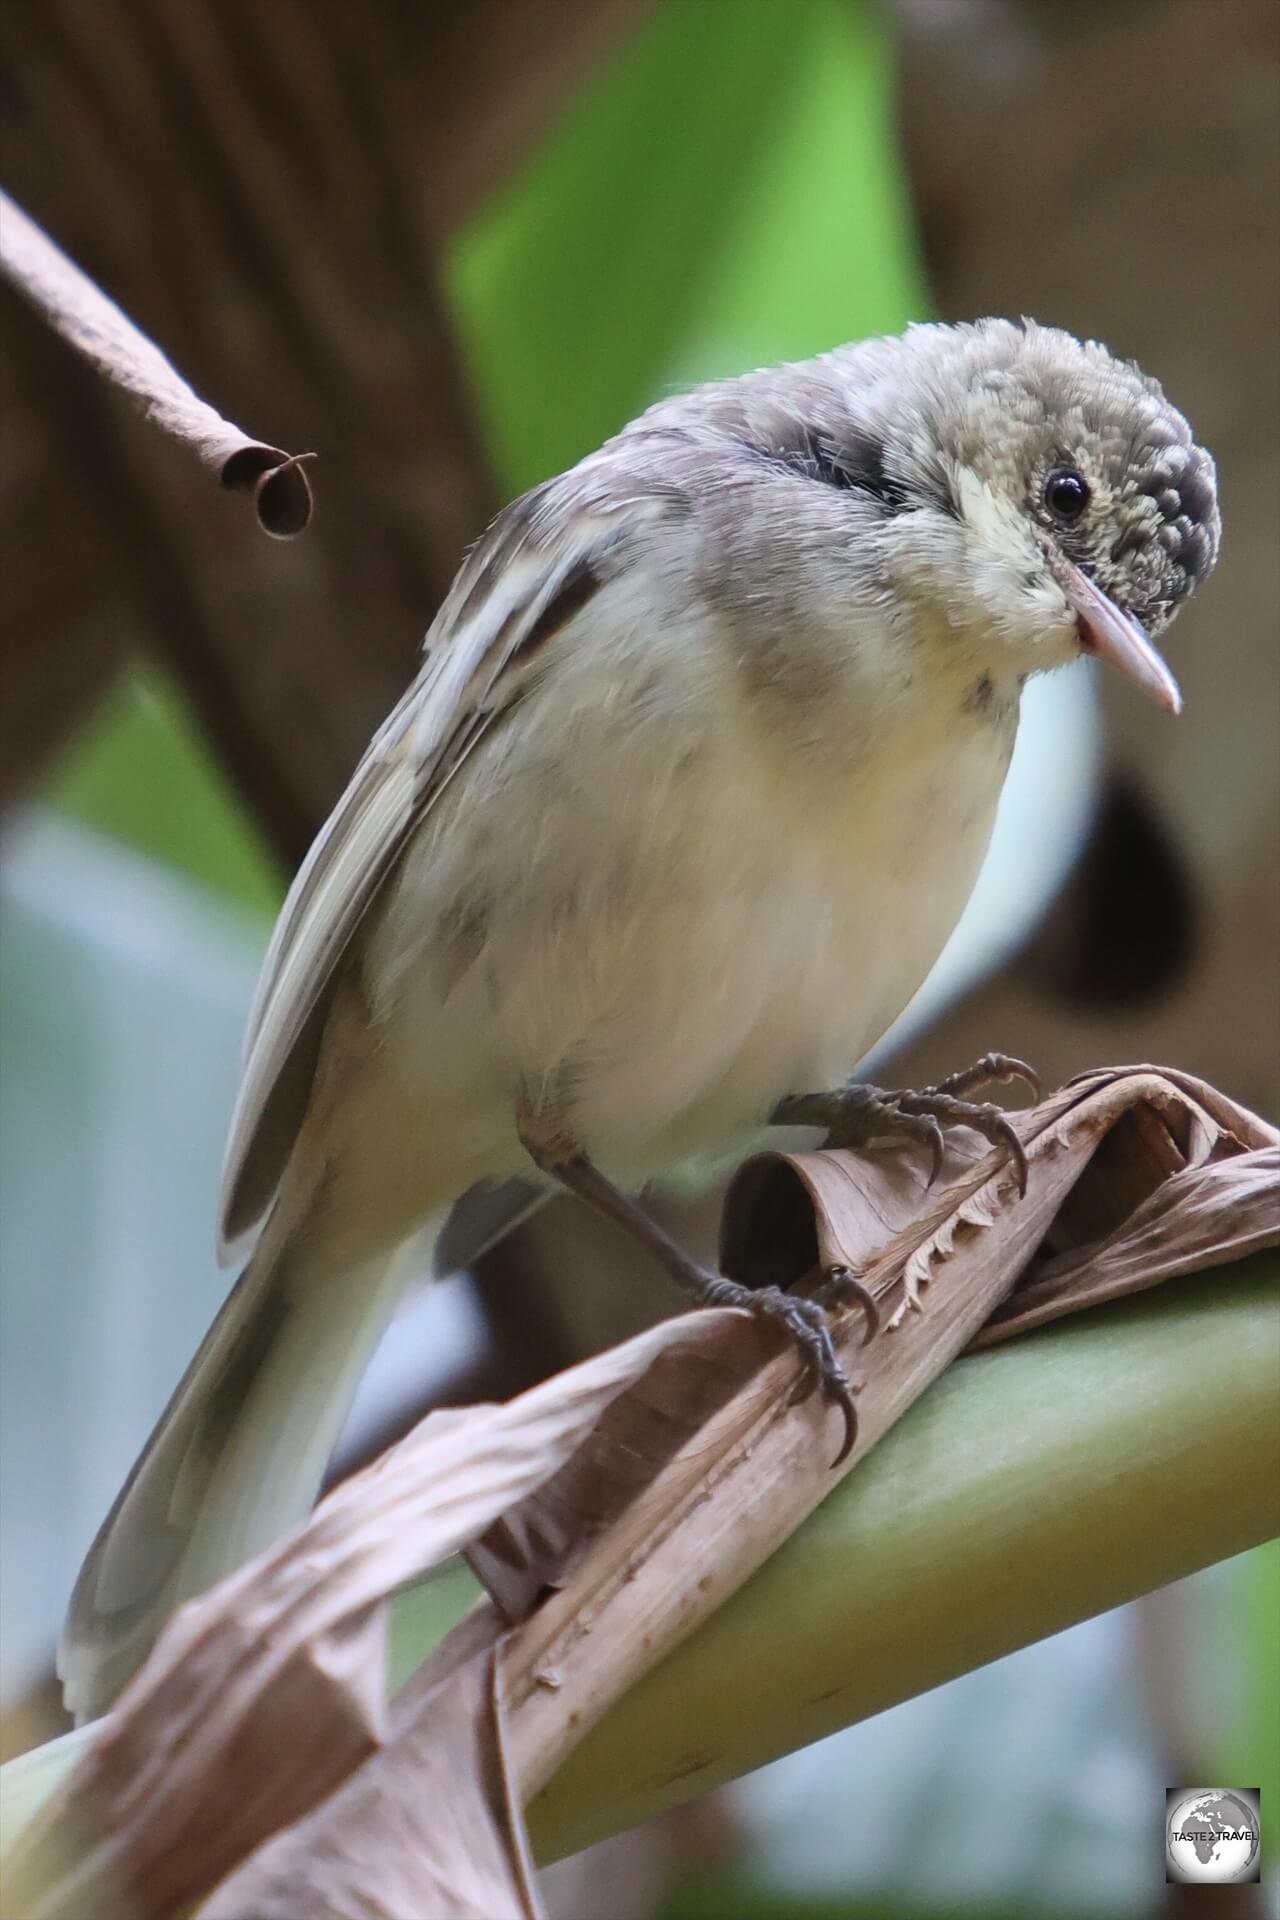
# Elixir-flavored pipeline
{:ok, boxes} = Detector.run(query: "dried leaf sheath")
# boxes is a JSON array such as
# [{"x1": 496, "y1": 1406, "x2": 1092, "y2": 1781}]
[
  {"x1": 3, "y1": 1067, "x2": 1277, "y2": 1920},
  {"x1": 720, "y1": 1064, "x2": 1280, "y2": 1343},
  {"x1": 497, "y1": 1068, "x2": 1278, "y2": 1805}
]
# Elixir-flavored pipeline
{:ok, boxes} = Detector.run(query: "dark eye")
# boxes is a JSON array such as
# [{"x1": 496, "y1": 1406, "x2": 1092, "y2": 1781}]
[{"x1": 1044, "y1": 466, "x2": 1091, "y2": 523}]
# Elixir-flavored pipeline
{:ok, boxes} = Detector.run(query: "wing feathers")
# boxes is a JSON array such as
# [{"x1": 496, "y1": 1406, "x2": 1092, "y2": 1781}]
[{"x1": 217, "y1": 493, "x2": 650, "y2": 1254}]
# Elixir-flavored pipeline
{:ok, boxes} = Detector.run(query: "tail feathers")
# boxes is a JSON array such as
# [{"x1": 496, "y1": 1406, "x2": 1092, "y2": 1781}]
[{"x1": 59, "y1": 1232, "x2": 408, "y2": 1724}]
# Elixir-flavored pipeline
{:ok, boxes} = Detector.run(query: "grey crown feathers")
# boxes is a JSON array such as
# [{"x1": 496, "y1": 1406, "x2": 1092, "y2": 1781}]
[{"x1": 619, "y1": 315, "x2": 1219, "y2": 638}]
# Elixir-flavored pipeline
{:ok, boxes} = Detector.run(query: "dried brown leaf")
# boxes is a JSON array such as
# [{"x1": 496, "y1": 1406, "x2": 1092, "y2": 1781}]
[
  {"x1": 7, "y1": 1318, "x2": 722, "y2": 1919},
  {"x1": 972, "y1": 1147, "x2": 1280, "y2": 1348},
  {"x1": 0, "y1": 192, "x2": 313, "y2": 538},
  {"x1": 718, "y1": 1064, "x2": 1279, "y2": 1354},
  {"x1": 201, "y1": 1611, "x2": 537, "y2": 1920},
  {"x1": 9, "y1": 1067, "x2": 1274, "y2": 1920},
  {"x1": 485, "y1": 1067, "x2": 1278, "y2": 1815}
]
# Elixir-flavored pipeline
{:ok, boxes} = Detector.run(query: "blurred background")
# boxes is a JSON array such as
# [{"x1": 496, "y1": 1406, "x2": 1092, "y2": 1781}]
[{"x1": 1, "y1": 0, "x2": 1276, "y2": 1914}]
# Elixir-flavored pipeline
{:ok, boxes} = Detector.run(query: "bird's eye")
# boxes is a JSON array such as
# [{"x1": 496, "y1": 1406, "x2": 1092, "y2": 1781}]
[{"x1": 1044, "y1": 467, "x2": 1091, "y2": 523}]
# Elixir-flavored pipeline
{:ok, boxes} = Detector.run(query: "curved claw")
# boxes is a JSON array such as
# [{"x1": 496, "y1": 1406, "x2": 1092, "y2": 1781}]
[
  {"x1": 994, "y1": 1114, "x2": 1030, "y2": 1198},
  {"x1": 781, "y1": 1325, "x2": 858, "y2": 1465},
  {"x1": 1000, "y1": 1053, "x2": 1042, "y2": 1101},
  {"x1": 710, "y1": 1279, "x2": 860, "y2": 1469},
  {"x1": 796, "y1": 1309, "x2": 859, "y2": 1465},
  {"x1": 952, "y1": 1100, "x2": 1030, "y2": 1197},
  {"x1": 880, "y1": 1104, "x2": 945, "y2": 1185},
  {"x1": 932, "y1": 1051, "x2": 1042, "y2": 1104},
  {"x1": 823, "y1": 1266, "x2": 881, "y2": 1345},
  {"x1": 923, "y1": 1116, "x2": 946, "y2": 1187},
  {"x1": 829, "y1": 1387, "x2": 859, "y2": 1467},
  {"x1": 890, "y1": 1090, "x2": 1030, "y2": 1199}
]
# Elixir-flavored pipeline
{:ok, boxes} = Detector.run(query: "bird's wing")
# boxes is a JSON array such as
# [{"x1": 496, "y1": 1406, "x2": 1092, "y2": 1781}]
[{"x1": 218, "y1": 484, "x2": 659, "y2": 1252}]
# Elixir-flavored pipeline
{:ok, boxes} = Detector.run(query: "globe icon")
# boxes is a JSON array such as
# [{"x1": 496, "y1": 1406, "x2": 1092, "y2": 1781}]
[{"x1": 1166, "y1": 1790, "x2": 1261, "y2": 1884}]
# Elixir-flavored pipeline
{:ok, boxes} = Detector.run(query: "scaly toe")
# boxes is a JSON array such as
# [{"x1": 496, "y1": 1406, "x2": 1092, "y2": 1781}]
[
  {"x1": 884, "y1": 1106, "x2": 947, "y2": 1185},
  {"x1": 891, "y1": 1090, "x2": 1029, "y2": 1197},
  {"x1": 704, "y1": 1280, "x2": 859, "y2": 1465},
  {"x1": 929, "y1": 1051, "x2": 1041, "y2": 1103}
]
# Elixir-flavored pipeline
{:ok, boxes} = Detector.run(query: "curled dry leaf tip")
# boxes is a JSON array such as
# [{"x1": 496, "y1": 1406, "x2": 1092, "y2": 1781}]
[
  {"x1": 220, "y1": 447, "x2": 317, "y2": 539},
  {"x1": 0, "y1": 190, "x2": 315, "y2": 540}
]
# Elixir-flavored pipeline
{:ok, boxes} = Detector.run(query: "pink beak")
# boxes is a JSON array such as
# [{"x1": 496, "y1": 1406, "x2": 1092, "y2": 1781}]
[{"x1": 1062, "y1": 562, "x2": 1182, "y2": 715}]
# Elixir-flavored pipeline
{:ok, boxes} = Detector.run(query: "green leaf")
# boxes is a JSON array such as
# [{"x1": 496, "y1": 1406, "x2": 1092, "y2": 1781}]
[{"x1": 447, "y1": 0, "x2": 923, "y2": 491}]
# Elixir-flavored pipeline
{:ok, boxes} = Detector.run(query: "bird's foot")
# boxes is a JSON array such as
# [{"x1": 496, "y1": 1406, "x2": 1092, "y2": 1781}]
[
  {"x1": 773, "y1": 1051, "x2": 1039, "y2": 1199},
  {"x1": 696, "y1": 1273, "x2": 862, "y2": 1465},
  {"x1": 514, "y1": 1122, "x2": 865, "y2": 1466}
]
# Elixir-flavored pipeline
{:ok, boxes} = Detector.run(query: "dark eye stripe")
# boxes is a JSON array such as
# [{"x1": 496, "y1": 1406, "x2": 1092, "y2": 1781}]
[{"x1": 760, "y1": 424, "x2": 911, "y2": 512}]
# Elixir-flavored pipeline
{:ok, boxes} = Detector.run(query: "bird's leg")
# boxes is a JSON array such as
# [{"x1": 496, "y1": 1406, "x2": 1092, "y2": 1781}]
[
  {"x1": 771, "y1": 1051, "x2": 1039, "y2": 1199},
  {"x1": 515, "y1": 1099, "x2": 861, "y2": 1463}
]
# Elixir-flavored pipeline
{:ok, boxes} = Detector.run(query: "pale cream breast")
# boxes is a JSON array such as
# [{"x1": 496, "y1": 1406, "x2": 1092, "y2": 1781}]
[{"x1": 366, "y1": 586, "x2": 1016, "y2": 1190}]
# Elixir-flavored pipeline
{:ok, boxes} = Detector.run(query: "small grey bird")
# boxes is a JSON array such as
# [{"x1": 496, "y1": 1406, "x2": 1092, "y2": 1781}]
[{"x1": 61, "y1": 317, "x2": 1219, "y2": 1720}]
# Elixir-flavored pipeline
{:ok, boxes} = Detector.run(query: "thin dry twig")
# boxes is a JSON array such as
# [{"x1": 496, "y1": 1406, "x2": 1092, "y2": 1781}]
[
  {"x1": 6, "y1": 1067, "x2": 1278, "y2": 1920},
  {"x1": 0, "y1": 191, "x2": 313, "y2": 538}
]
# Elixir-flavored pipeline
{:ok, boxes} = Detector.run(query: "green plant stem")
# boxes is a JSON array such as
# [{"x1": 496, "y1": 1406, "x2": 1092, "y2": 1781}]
[{"x1": 527, "y1": 1255, "x2": 1280, "y2": 1860}]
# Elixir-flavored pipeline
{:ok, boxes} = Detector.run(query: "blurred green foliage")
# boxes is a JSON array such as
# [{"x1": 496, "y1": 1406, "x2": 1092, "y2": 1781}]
[
  {"x1": 1228, "y1": 1535, "x2": 1279, "y2": 1858},
  {"x1": 449, "y1": 0, "x2": 920, "y2": 491},
  {"x1": 46, "y1": 668, "x2": 283, "y2": 914}
]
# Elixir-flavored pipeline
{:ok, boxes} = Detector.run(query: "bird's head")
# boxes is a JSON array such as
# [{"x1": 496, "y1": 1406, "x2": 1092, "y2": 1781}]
[{"x1": 856, "y1": 318, "x2": 1221, "y2": 711}]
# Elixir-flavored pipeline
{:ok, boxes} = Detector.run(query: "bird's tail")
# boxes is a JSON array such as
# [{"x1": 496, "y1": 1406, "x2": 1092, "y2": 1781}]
[{"x1": 58, "y1": 1221, "x2": 411, "y2": 1724}]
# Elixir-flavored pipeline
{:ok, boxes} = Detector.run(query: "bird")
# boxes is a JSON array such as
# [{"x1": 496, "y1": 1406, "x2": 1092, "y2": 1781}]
[{"x1": 59, "y1": 317, "x2": 1220, "y2": 1721}]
